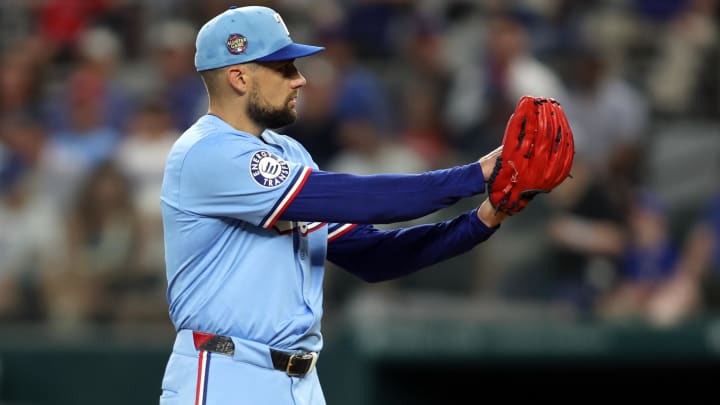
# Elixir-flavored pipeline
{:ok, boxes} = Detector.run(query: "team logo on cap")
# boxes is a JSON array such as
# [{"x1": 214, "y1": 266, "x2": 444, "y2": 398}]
[
  {"x1": 226, "y1": 33, "x2": 247, "y2": 55},
  {"x1": 250, "y1": 150, "x2": 290, "y2": 188}
]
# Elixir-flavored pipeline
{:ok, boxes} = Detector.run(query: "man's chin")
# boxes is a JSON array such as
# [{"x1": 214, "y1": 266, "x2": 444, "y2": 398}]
[
  {"x1": 249, "y1": 115, "x2": 289, "y2": 130},
  {"x1": 263, "y1": 115, "x2": 296, "y2": 130}
]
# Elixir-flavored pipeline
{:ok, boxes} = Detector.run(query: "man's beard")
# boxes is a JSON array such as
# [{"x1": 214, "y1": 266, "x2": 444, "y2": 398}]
[{"x1": 247, "y1": 86, "x2": 297, "y2": 130}]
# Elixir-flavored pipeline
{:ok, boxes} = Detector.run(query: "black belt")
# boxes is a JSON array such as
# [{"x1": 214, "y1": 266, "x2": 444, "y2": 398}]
[
  {"x1": 269, "y1": 348, "x2": 319, "y2": 377},
  {"x1": 192, "y1": 331, "x2": 318, "y2": 377}
]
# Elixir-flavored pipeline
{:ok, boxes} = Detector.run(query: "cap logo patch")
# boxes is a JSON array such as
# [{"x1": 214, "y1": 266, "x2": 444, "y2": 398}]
[
  {"x1": 226, "y1": 33, "x2": 247, "y2": 55},
  {"x1": 250, "y1": 150, "x2": 290, "y2": 188}
]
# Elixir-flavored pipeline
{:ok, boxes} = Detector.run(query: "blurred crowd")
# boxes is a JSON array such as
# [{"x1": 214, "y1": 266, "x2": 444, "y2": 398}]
[{"x1": 0, "y1": 0, "x2": 719, "y2": 332}]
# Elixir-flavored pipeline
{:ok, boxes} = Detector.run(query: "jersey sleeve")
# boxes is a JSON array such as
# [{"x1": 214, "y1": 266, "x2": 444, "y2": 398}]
[
  {"x1": 178, "y1": 139, "x2": 312, "y2": 228},
  {"x1": 327, "y1": 223, "x2": 358, "y2": 242},
  {"x1": 281, "y1": 164, "x2": 486, "y2": 225},
  {"x1": 326, "y1": 209, "x2": 499, "y2": 282}
]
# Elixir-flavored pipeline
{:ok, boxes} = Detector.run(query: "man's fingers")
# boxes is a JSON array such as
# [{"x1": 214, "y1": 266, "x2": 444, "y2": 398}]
[
  {"x1": 478, "y1": 145, "x2": 502, "y2": 164},
  {"x1": 479, "y1": 145, "x2": 503, "y2": 181}
]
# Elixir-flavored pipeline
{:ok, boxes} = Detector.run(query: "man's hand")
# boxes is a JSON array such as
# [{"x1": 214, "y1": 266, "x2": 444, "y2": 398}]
[
  {"x1": 478, "y1": 146, "x2": 506, "y2": 228},
  {"x1": 479, "y1": 145, "x2": 503, "y2": 181}
]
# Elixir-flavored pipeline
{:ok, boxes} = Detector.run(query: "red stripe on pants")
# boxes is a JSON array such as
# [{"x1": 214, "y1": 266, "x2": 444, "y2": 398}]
[{"x1": 195, "y1": 350, "x2": 208, "y2": 405}]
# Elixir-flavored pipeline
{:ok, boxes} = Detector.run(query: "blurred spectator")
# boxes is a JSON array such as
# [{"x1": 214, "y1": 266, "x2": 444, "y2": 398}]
[
  {"x1": 146, "y1": 19, "x2": 207, "y2": 131},
  {"x1": 1, "y1": 44, "x2": 48, "y2": 194},
  {"x1": 0, "y1": 115, "x2": 47, "y2": 191},
  {"x1": 444, "y1": 9, "x2": 566, "y2": 155},
  {"x1": 597, "y1": 190, "x2": 680, "y2": 323},
  {"x1": 326, "y1": 73, "x2": 426, "y2": 176},
  {"x1": 520, "y1": 0, "x2": 591, "y2": 59},
  {"x1": 115, "y1": 99, "x2": 179, "y2": 273},
  {"x1": 645, "y1": 0, "x2": 719, "y2": 116},
  {"x1": 319, "y1": 23, "x2": 424, "y2": 175},
  {"x1": 33, "y1": 0, "x2": 111, "y2": 63},
  {"x1": 391, "y1": 12, "x2": 456, "y2": 168},
  {"x1": 647, "y1": 190, "x2": 720, "y2": 325},
  {"x1": 0, "y1": 154, "x2": 62, "y2": 321},
  {"x1": 397, "y1": 85, "x2": 454, "y2": 169},
  {"x1": 396, "y1": 11, "x2": 449, "y2": 88},
  {"x1": 0, "y1": 46, "x2": 46, "y2": 123},
  {"x1": 341, "y1": 0, "x2": 416, "y2": 59},
  {"x1": 1, "y1": 114, "x2": 59, "y2": 323},
  {"x1": 43, "y1": 26, "x2": 134, "y2": 132},
  {"x1": 534, "y1": 161, "x2": 628, "y2": 315},
  {"x1": 40, "y1": 162, "x2": 147, "y2": 326},
  {"x1": 562, "y1": 44, "x2": 650, "y2": 188},
  {"x1": 323, "y1": 23, "x2": 395, "y2": 133},
  {"x1": 39, "y1": 69, "x2": 124, "y2": 210},
  {"x1": 326, "y1": 120, "x2": 428, "y2": 176},
  {"x1": 92, "y1": 0, "x2": 145, "y2": 60}
]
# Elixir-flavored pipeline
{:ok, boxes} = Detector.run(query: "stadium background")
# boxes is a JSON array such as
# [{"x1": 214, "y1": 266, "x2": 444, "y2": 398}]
[{"x1": 0, "y1": 0, "x2": 719, "y2": 403}]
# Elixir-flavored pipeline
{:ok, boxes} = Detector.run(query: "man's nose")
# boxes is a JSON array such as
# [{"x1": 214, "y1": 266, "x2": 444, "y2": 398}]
[{"x1": 291, "y1": 72, "x2": 307, "y2": 89}]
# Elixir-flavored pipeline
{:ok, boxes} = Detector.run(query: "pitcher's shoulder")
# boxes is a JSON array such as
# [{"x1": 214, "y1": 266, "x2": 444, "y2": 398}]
[{"x1": 264, "y1": 130, "x2": 312, "y2": 156}]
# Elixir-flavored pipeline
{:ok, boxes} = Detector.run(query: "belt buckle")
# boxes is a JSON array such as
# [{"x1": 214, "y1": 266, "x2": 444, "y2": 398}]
[{"x1": 286, "y1": 352, "x2": 318, "y2": 377}]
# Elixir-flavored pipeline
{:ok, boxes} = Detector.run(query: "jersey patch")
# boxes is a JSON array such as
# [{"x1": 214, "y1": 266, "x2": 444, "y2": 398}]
[{"x1": 250, "y1": 150, "x2": 291, "y2": 188}]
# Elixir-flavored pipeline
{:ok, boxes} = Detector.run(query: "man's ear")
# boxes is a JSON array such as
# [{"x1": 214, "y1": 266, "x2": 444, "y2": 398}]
[{"x1": 226, "y1": 65, "x2": 250, "y2": 95}]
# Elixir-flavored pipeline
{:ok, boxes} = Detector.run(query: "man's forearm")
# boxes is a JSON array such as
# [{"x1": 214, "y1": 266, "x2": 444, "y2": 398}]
[
  {"x1": 326, "y1": 209, "x2": 499, "y2": 282},
  {"x1": 280, "y1": 163, "x2": 486, "y2": 224}
]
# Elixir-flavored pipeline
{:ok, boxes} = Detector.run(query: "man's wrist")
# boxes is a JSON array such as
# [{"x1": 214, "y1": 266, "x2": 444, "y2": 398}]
[{"x1": 477, "y1": 199, "x2": 506, "y2": 228}]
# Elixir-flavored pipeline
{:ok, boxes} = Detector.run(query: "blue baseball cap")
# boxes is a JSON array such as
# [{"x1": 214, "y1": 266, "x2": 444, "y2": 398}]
[{"x1": 194, "y1": 6, "x2": 325, "y2": 71}]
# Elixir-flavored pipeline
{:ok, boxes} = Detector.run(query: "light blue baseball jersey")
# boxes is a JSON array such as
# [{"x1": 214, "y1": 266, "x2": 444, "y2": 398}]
[{"x1": 161, "y1": 114, "x2": 330, "y2": 353}]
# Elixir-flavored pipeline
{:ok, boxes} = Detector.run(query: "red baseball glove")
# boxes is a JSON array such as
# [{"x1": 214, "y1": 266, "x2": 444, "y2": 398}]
[{"x1": 487, "y1": 96, "x2": 575, "y2": 215}]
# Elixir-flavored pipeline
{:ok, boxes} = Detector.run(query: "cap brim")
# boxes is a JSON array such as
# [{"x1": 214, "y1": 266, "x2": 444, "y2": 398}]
[{"x1": 254, "y1": 43, "x2": 325, "y2": 62}]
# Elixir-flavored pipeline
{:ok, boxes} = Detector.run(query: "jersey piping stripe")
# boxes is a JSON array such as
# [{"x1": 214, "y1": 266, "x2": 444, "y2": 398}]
[
  {"x1": 306, "y1": 222, "x2": 327, "y2": 233},
  {"x1": 259, "y1": 166, "x2": 310, "y2": 228},
  {"x1": 195, "y1": 350, "x2": 210, "y2": 405},
  {"x1": 328, "y1": 223, "x2": 357, "y2": 242},
  {"x1": 261, "y1": 166, "x2": 313, "y2": 229},
  {"x1": 273, "y1": 221, "x2": 327, "y2": 236}
]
